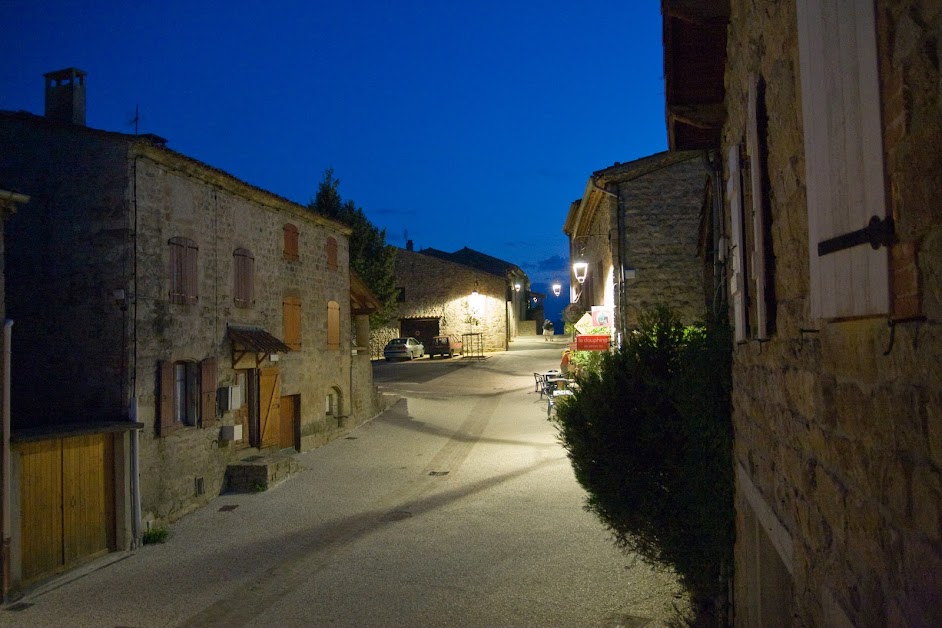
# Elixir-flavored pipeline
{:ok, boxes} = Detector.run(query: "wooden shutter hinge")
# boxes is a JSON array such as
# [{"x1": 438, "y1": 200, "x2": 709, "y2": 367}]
[{"x1": 818, "y1": 215, "x2": 895, "y2": 257}]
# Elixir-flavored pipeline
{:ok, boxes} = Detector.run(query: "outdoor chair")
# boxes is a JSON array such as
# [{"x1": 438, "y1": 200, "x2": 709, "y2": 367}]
[{"x1": 534, "y1": 372, "x2": 546, "y2": 398}]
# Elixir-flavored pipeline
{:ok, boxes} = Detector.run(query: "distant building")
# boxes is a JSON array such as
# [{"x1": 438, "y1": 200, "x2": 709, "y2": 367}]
[
  {"x1": 564, "y1": 151, "x2": 710, "y2": 336},
  {"x1": 0, "y1": 69, "x2": 383, "y2": 590},
  {"x1": 374, "y1": 244, "x2": 531, "y2": 354}
]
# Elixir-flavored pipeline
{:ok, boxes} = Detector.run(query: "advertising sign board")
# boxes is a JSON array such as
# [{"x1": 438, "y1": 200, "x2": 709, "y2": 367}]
[{"x1": 576, "y1": 334, "x2": 610, "y2": 351}]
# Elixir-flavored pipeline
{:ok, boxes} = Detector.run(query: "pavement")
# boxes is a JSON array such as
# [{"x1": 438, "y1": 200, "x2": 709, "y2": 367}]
[{"x1": 1, "y1": 334, "x2": 688, "y2": 627}]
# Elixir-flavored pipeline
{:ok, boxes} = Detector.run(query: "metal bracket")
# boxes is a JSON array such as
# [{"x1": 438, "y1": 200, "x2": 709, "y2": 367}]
[{"x1": 818, "y1": 215, "x2": 895, "y2": 257}]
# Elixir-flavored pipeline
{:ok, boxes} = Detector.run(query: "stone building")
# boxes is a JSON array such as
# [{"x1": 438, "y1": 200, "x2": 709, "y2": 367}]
[
  {"x1": 564, "y1": 151, "x2": 710, "y2": 336},
  {"x1": 664, "y1": 1, "x2": 942, "y2": 625},
  {"x1": 0, "y1": 69, "x2": 383, "y2": 587},
  {"x1": 374, "y1": 245, "x2": 527, "y2": 354}
]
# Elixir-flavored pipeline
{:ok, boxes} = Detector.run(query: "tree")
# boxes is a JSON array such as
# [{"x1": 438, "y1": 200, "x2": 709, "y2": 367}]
[{"x1": 308, "y1": 169, "x2": 398, "y2": 326}]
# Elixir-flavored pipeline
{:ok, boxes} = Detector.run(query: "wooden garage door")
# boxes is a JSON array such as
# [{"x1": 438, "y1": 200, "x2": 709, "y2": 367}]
[{"x1": 20, "y1": 433, "x2": 115, "y2": 584}]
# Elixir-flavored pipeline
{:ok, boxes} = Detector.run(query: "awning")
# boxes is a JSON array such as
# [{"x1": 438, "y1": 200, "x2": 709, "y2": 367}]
[{"x1": 228, "y1": 325, "x2": 292, "y2": 369}]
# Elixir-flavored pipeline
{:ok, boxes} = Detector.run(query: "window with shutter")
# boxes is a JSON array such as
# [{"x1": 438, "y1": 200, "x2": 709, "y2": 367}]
[
  {"x1": 326, "y1": 237, "x2": 338, "y2": 271},
  {"x1": 797, "y1": 0, "x2": 889, "y2": 319},
  {"x1": 327, "y1": 300, "x2": 340, "y2": 350},
  {"x1": 233, "y1": 248, "x2": 254, "y2": 308},
  {"x1": 174, "y1": 361, "x2": 199, "y2": 426},
  {"x1": 283, "y1": 224, "x2": 299, "y2": 261},
  {"x1": 168, "y1": 237, "x2": 198, "y2": 305},
  {"x1": 200, "y1": 358, "x2": 217, "y2": 428},
  {"x1": 283, "y1": 296, "x2": 302, "y2": 350}
]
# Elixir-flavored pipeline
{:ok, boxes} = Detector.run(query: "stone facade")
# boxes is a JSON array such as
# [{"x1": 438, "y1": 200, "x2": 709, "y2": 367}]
[
  {"x1": 374, "y1": 248, "x2": 510, "y2": 354},
  {"x1": 708, "y1": 2, "x2": 942, "y2": 625},
  {"x1": 565, "y1": 151, "x2": 709, "y2": 334},
  {"x1": 0, "y1": 108, "x2": 383, "y2": 527}
]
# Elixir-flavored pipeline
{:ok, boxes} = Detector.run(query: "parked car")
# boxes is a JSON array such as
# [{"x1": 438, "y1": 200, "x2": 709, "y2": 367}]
[
  {"x1": 427, "y1": 335, "x2": 463, "y2": 359},
  {"x1": 383, "y1": 337, "x2": 425, "y2": 361}
]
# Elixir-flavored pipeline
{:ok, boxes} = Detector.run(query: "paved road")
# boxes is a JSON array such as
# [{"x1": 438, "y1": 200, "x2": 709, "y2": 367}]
[{"x1": 2, "y1": 336, "x2": 686, "y2": 627}]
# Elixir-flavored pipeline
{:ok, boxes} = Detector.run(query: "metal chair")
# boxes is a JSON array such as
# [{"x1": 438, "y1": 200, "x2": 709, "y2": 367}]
[{"x1": 534, "y1": 372, "x2": 546, "y2": 398}]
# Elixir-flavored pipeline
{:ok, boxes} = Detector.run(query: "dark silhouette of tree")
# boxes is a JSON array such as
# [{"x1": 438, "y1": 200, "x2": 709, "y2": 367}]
[{"x1": 309, "y1": 168, "x2": 398, "y2": 326}]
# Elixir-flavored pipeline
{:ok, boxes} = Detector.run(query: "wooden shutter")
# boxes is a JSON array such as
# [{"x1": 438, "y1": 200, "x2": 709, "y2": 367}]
[
  {"x1": 258, "y1": 368, "x2": 281, "y2": 448},
  {"x1": 327, "y1": 300, "x2": 340, "y2": 350},
  {"x1": 747, "y1": 74, "x2": 769, "y2": 339},
  {"x1": 283, "y1": 296, "x2": 302, "y2": 350},
  {"x1": 169, "y1": 237, "x2": 198, "y2": 305},
  {"x1": 728, "y1": 145, "x2": 748, "y2": 342},
  {"x1": 233, "y1": 248, "x2": 254, "y2": 308},
  {"x1": 283, "y1": 224, "x2": 299, "y2": 261},
  {"x1": 158, "y1": 361, "x2": 175, "y2": 435},
  {"x1": 326, "y1": 237, "x2": 338, "y2": 271},
  {"x1": 797, "y1": 0, "x2": 889, "y2": 319},
  {"x1": 200, "y1": 357, "x2": 217, "y2": 428}
]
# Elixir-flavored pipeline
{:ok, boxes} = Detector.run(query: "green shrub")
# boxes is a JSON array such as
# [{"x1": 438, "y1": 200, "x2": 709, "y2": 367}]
[
  {"x1": 553, "y1": 305, "x2": 733, "y2": 616},
  {"x1": 142, "y1": 525, "x2": 170, "y2": 545}
]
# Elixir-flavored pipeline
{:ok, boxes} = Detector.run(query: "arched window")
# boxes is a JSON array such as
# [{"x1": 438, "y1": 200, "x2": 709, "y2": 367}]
[
  {"x1": 233, "y1": 248, "x2": 254, "y2": 308},
  {"x1": 283, "y1": 223, "x2": 299, "y2": 261},
  {"x1": 168, "y1": 236, "x2": 198, "y2": 304}
]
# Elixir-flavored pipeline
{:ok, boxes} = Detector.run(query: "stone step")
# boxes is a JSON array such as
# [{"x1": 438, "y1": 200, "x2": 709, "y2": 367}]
[{"x1": 225, "y1": 450, "x2": 300, "y2": 493}]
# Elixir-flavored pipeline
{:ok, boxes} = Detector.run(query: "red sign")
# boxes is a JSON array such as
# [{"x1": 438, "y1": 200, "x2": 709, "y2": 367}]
[{"x1": 576, "y1": 334, "x2": 610, "y2": 351}]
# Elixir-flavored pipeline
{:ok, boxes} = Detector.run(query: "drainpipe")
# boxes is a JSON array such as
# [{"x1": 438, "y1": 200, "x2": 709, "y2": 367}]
[
  {"x1": 1, "y1": 320, "x2": 11, "y2": 601},
  {"x1": 129, "y1": 398, "x2": 141, "y2": 549}
]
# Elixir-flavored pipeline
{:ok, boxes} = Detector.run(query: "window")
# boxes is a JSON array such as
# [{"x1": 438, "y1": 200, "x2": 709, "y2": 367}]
[
  {"x1": 283, "y1": 223, "x2": 299, "y2": 261},
  {"x1": 169, "y1": 237, "x2": 198, "y2": 304},
  {"x1": 327, "y1": 300, "x2": 340, "y2": 350},
  {"x1": 233, "y1": 248, "x2": 255, "y2": 308},
  {"x1": 283, "y1": 296, "x2": 302, "y2": 350},
  {"x1": 797, "y1": 0, "x2": 889, "y2": 319},
  {"x1": 174, "y1": 362, "x2": 198, "y2": 426},
  {"x1": 326, "y1": 236, "x2": 338, "y2": 271},
  {"x1": 157, "y1": 357, "x2": 216, "y2": 434}
]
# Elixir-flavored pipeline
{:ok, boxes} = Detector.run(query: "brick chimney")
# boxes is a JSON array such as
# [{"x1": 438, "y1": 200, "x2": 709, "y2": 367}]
[
  {"x1": 406, "y1": 239, "x2": 414, "y2": 251},
  {"x1": 44, "y1": 68, "x2": 86, "y2": 125}
]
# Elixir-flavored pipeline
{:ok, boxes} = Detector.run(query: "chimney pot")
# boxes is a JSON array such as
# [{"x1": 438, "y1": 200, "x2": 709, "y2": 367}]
[
  {"x1": 44, "y1": 67, "x2": 87, "y2": 126},
  {"x1": 406, "y1": 240, "x2": 414, "y2": 251}
]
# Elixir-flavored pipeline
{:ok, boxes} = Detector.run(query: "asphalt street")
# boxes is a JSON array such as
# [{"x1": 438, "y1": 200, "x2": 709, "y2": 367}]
[{"x1": 1, "y1": 335, "x2": 687, "y2": 627}]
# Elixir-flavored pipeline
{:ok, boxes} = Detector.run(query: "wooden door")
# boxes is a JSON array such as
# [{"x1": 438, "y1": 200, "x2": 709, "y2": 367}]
[
  {"x1": 19, "y1": 433, "x2": 115, "y2": 584},
  {"x1": 279, "y1": 394, "x2": 299, "y2": 450},
  {"x1": 258, "y1": 367, "x2": 281, "y2": 449},
  {"x1": 20, "y1": 439, "x2": 63, "y2": 582},
  {"x1": 62, "y1": 434, "x2": 114, "y2": 565}
]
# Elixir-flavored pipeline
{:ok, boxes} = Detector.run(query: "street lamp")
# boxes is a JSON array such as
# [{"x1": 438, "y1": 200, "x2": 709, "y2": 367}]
[
  {"x1": 551, "y1": 281, "x2": 561, "y2": 297},
  {"x1": 572, "y1": 257, "x2": 589, "y2": 284}
]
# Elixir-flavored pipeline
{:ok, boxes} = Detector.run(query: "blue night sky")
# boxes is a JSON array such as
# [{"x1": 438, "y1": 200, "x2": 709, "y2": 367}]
[{"x1": 1, "y1": 1, "x2": 667, "y2": 321}]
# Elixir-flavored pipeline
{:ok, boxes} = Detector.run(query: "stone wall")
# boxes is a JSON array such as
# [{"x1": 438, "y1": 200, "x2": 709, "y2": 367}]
[
  {"x1": 723, "y1": 2, "x2": 942, "y2": 625},
  {"x1": 373, "y1": 248, "x2": 508, "y2": 355},
  {"x1": 616, "y1": 155, "x2": 708, "y2": 327}
]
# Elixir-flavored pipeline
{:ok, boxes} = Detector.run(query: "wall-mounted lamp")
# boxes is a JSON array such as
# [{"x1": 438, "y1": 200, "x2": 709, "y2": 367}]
[
  {"x1": 551, "y1": 281, "x2": 562, "y2": 297},
  {"x1": 514, "y1": 282, "x2": 521, "y2": 292},
  {"x1": 572, "y1": 258, "x2": 589, "y2": 284}
]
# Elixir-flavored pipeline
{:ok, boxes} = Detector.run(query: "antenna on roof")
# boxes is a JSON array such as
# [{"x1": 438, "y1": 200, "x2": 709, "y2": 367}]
[{"x1": 127, "y1": 104, "x2": 140, "y2": 135}]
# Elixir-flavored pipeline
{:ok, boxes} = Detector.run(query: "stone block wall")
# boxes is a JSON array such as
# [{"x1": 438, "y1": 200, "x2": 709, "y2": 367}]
[
  {"x1": 618, "y1": 155, "x2": 708, "y2": 327},
  {"x1": 373, "y1": 248, "x2": 509, "y2": 354},
  {"x1": 0, "y1": 115, "x2": 134, "y2": 425},
  {"x1": 723, "y1": 2, "x2": 942, "y2": 625}
]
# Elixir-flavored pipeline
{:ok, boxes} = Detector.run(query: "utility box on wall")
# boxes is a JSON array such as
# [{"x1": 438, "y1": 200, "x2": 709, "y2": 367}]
[
  {"x1": 217, "y1": 385, "x2": 243, "y2": 412},
  {"x1": 220, "y1": 424, "x2": 243, "y2": 442}
]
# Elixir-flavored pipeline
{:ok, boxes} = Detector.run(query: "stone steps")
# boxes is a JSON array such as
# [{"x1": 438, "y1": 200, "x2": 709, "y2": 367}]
[{"x1": 225, "y1": 450, "x2": 299, "y2": 493}]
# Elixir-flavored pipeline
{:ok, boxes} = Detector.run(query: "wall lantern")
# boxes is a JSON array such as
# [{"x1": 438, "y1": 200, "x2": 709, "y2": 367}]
[
  {"x1": 551, "y1": 281, "x2": 562, "y2": 297},
  {"x1": 573, "y1": 258, "x2": 589, "y2": 284},
  {"x1": 514, "y1": 282, "x2": 521, "y2": 292}
]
